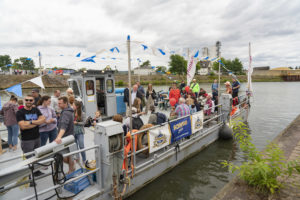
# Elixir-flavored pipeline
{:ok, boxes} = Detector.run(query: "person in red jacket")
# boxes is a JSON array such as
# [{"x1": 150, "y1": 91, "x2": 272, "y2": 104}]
[{"x1": 169, "y1": 83, "x2": 181, "y2": 104}]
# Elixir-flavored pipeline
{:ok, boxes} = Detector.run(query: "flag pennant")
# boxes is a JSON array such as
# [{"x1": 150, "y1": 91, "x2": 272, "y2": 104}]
[
  {"x1": 6, "y1": 84, "x2": 22, "y2": 97},
  {"x1": 76, "y1": 53, "x2": 81, "y2": 57},
  {"x1": 115, "y1": 47, "x2": 120, "y2": 53},
  {"x1": 141, "y1": 44, "x2": 148, "y2": 50},
  {"x1": 110, "y1": 47, "x2": 115, "y2": 52},
  {"x1": 204, "y1": 56, "x2": 209, "y2": 60},
  {"x1": 158, "y1": 48, "x2": 166, "y2": 55},
  {"x1": 137, "y1": 58, "x2": 141, "y2": 62},
  {"x1": 81, "y1": 56, "x2": 96, "y2": 63},
  {"x1": 170, "y1": 50, "x2": 175, "y2": 54},
  {"x1": 101, "y1": 57, "x2": 106, "y2": 60},
  {"x1": 26, "y1": 58, "x2": 32, "y2": 61},
  {"x1": 0, "y1": 97, "x2": 2, "y2": 110},
  {"x1": 194, "y1": 50, "x2": 199, "y2": 58},
  {"x1": 29, "y1": 76, "x2": 45, "y2": 89},
  {"x1": 111, "y1": 57, "x2": 116, "y2": 60},
  {"x1": 210, "y1": 57, "x2": 217, "y2": 61}
]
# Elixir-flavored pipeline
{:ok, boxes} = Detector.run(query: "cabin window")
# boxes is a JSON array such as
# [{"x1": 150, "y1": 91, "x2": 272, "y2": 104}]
[
  {"x1": 106, "y1": 79, "x2": 114, "y2": 93},
  {"x1": 69, "y1": 80, "x2": 81, "y2": 97},
  {"x1": 86, "y1": 80, "x2": 95, "y2": 95}
]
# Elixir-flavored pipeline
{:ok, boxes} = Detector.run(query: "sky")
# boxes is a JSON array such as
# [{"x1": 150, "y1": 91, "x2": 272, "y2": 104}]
[{"x1": 0, "y1": 0, "x2": 299, "y2": 70}]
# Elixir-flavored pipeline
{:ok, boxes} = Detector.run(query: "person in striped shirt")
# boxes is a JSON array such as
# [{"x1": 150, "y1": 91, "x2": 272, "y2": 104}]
[{"x1": 175, "y1": 97, "x2": 190, "y2": 117}]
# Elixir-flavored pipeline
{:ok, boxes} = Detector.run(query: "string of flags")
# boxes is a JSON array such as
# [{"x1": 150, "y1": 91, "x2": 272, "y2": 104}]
[{"x1": 0, "y1": 75, "x2": 45, "y2": 109}]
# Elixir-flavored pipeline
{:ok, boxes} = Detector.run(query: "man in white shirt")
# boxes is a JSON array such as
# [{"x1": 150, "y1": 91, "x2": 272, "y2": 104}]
[{"x1": 50, "y1": 90, "x2": 61, "y2": 114}]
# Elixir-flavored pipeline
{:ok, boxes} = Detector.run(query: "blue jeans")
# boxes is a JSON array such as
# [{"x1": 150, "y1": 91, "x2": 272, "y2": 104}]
[
  {"x1": 74, "y1": 133, "x2": 86, "y2": 162},
  {"x1": 7, "y1": 124, "x2": 19, "y2": 146},
  {"x1": 40, "y1": 128, "x2": 58, "y2": 146}
]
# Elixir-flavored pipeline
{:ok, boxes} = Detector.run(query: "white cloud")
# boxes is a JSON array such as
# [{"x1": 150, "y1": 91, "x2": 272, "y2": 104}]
[{"x1": 0, "y1": 0, "x2": 300, "y2": 70}]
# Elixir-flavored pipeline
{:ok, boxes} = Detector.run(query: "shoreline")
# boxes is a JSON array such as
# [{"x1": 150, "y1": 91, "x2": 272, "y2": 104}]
[{"x1": 0, "y1": 74, "x2": 285, "y2": 89}]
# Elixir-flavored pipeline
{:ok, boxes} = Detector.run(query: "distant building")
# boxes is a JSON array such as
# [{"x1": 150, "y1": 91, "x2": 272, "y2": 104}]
[
  {"x1": 133, "y1": 65, "x2": 155, "y2": 75},
  {"x1": 271, "y1": 67, "x2": 291, "y2": 70},
  {"x1": 253, "y1": 66, "x2": 270, "y2": 71},
  {"x1": 197, "y1": 45, "x2": 218, "y2": 75}
]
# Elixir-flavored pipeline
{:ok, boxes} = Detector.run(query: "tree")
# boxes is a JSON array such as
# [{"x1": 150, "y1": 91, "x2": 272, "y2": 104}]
[
  {"x1": 13, "y1": 57, "x2": 35, "y2": 70},
  {"x1": 0, "y1": 55, "x2": 12, "y2": 70},
  {"x1": 169, "y1": 54, "x2": 187, "y2": 78},
  {"x1": 196, "y1": 61, "x2": 201, "y2": 71},
  {"x1": 141, "y1": 60, "x2": 151, "y2": 67},
  {"x1": 213, "y1": 57, "x2": 243, "y2": 74},
  {"x1": 156, "y1": 66, "x2": 167, "y2": 73}
]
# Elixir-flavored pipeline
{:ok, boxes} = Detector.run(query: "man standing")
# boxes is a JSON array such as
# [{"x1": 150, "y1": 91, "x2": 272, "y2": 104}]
[
  {"x1": 232, "y1": 77, "x2": 240, "y2": 98},
  {"x1": 131, "y1": 84, "x2": 143, "y2": 107},
  {"x1": 136, "y1": 81, "x2": 145, "y2": 111},
  {"x1": 50, "y1": 90, "x2": 61, "y2": 115},
  {"x1": 175, "y1": 97, "x2": 190, "y2": 117},
  {"x1": 211, "y1": 79, "x2": 218, "y2": 94},
  {"x1": 17, "y1": 94, "x2": 46, "y2": 179},
  {"x1": 190, "y1": 79, "x2": 200, "y2": 97},
  {"x1": 169, "y1": 83, "x2": 181, "y2": 104},
  {"x1": 32, "y1": 89, "x2": 41, "y2": 107},
  {"x1": 54, "y1": 96, "x2": 75, "y2": 173}
]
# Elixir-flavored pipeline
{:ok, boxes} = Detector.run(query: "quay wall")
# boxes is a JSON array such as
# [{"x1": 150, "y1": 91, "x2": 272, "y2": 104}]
[
  {"x1": 212, "y1": 114, "x2": 300, "y2": 200},
  {"x1": 0, "y1": 74, "x2": 283, "y2": 89}
]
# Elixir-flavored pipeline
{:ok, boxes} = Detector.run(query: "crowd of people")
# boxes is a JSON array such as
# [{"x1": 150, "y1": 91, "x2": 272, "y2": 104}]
[
  {"x1": 0, "y1": 88, "x2": 103, "y2": 184},
  {"x1": 121, "y1": 77, "x2": 240, "y2": 135}
]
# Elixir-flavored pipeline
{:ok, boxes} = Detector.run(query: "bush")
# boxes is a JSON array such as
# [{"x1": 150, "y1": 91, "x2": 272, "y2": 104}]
[
  {"x1": 117, "y1": 80, "x2": 124, "y2": 86},
  {"x1": 222, "y1": 120, "x2": 300, "y2": 194}
]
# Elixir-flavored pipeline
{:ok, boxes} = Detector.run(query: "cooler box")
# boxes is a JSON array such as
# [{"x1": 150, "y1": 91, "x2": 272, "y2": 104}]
[{"x1": 64, "y1": 168, "x2": 90, "y2": 194}]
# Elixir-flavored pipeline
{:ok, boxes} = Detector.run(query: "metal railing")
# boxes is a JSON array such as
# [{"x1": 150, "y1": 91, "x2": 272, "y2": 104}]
[
  {"x1": 0, "y1": 145, "x2": 101, "y2": 200},
  {"x1": 123, "y1": 104, "x2": 224, "y2": 174}
]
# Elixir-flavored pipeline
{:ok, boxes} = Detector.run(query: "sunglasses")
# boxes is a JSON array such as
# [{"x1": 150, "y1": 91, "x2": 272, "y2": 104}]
[{"x1": 25, "y1": 99, "x2": 34, "y2": 102}]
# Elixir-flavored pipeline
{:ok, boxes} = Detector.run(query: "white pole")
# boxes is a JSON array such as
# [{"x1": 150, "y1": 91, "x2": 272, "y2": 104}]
[
  {"x1": 127, "y1": 36, "x2": 133, "y2": 132},
  {"x1": 218, "y1": 52, "x2": 221, "y2": 99}
]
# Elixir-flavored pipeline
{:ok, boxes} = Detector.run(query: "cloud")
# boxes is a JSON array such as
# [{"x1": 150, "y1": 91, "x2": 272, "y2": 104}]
[{"x1": 0, "y1": 0, "x2": 300, "y2": 70}]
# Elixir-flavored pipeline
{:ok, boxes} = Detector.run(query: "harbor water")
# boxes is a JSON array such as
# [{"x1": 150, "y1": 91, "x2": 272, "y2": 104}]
[{"x1": 1, "y1": 82, "x2": 300, "y2": 200}]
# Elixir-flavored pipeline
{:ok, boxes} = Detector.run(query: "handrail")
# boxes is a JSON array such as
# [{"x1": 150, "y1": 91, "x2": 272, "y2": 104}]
[{"x1": 22, "y1": 168, "x2": 100, "y2": 200}]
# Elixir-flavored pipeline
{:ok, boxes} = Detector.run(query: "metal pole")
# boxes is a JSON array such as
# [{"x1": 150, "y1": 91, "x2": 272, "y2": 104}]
[
  {"x1": 127, "y1": 36, "x2": 133, "y2": 133},
  {"x1": 218, "y1": 52, "x2": 221, "y2": 99}
]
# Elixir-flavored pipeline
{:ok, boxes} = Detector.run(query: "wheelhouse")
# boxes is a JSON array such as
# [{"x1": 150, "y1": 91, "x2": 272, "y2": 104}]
[{"x1": 68, "y1": 70, "x2": 118, "y2": 118}]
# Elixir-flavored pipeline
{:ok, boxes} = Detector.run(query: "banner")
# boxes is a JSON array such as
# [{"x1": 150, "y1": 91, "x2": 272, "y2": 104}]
[
  {"x1": 6, "y1": 84, "x2": 22, "y2": 97},
  {"x1": 186, "y1": 55, "x2": 197, "y2": 85},
  {"x1": 191, "y1": 111, "x2": 204, "y2": 134},
  {"x1": 148, "y1": 124, "x2": 171, "y2": 153},
  {"x1": 170, "y1": 116, "x2": 192, "y2": 143},
  {"x1": 29, "y1": 76, "x2": 45, "y2": 89}
]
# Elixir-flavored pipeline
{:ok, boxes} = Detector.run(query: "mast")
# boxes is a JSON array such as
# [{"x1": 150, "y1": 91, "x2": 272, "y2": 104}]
[
  {"x1": 127, "y1": 35, "x2": 133, "y2": 133},
  {"x1": 247, "y1": 42, "x2": 253, "y2": 95},
  {"x1": 216, "y1": 41, "x2": 221, "y2": 98}
]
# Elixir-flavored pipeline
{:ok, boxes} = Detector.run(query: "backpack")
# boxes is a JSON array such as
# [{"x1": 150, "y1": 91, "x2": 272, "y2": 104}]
[
  {"x1": 132, "y1": 116, "x2": 144, "y2": 130},
  {"x1": 156, "y1": 112, "x2": 167, "y2": 124}
]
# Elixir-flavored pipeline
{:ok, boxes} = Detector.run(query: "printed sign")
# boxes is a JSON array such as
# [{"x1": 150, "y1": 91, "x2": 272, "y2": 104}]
[
  {"x1": 148, "y1": 124, "x2": 171, "y2": 153},
  {"x1": 87, "y1": 95, "x2": 95, "y2": 102},
  {"x1": 170, "y1": 116, "x2": 192, "y2": 143},
  {"x1": 191, "y1": 111, "x2": 204, "y2": 134}
]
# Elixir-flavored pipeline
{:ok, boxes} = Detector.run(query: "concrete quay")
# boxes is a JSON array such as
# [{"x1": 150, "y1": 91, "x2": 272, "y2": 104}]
[{"x1": 213, "y1": 114, "x2": 300, "y2": 200}]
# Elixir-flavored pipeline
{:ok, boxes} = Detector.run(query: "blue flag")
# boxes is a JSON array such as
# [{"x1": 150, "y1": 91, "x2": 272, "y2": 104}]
[
  {"x1": 115, "y1": 47, "x2": 120, "y2": 53},
  {"x1": 76, "y1": 53, "x2": 81, "y2": 57},
  {"x1": 26, "y1": 58, "x2": 32, "y2": 61},
  {"x1": 111, "y1": 57, "x2": 116, "y2": 60},
  {"x1": 158, "y1": 48, "x2": 166, "y2": 55},
  {"x1": 6, "y1": 84, "x2": 22, "y2": 97},
  {"x1": 141, "y1": 44, "x2": 148, "y2": 50},
  {"x1": 204, "y1": 56, "x2": 209, "y2": 60},
  {"x1": 0, "y1": 97, "x2": 2, "y2": 110},
  {"x1": 6, "y1": 64, "x2": 12, "y2": 67},
  {"x1": 110, "y1": 47, "x2": 115, "y2": 52},
  {"x1": 81, "y1": 56, "x2": 96, "y2": 63},
  {"x1": 101, "y1": 57, "x2": 106, "y2": 60},
  {"x1": 137, "y1": 58, "x2": 141, "y2": 62},
  {"x1": 211, "y1": 57, "x2": 217, "y2": 61},
  {"x1": 194, "y1": 50, "x2": 199, "y2": 58}
]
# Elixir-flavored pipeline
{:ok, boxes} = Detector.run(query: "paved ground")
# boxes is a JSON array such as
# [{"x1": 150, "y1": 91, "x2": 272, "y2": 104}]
[{"x1": 213, "y1": 114, "x2": 300, "y2": 200}]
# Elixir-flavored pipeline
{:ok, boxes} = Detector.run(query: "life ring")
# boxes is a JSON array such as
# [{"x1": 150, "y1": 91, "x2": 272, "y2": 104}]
[
  {"x1": 230, "y1": 106, "x2": 238, "y2": 116},
  {"x1": 138, "y1": 124, "x2": 153, "y2": 156},
  {"x1": 122, "y1": 129, "x2": 138, "y2": 175}
]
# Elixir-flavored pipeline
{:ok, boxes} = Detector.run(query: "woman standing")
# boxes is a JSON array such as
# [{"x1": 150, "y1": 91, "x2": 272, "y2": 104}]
[
  {"x1": 73, "y1": 101, "x2": 86, "y2": 163},
  {"x1": 225, "y1": 81, "x2": 232, "y2": 95},
  {"x1": 1, "y1": 95, "x2": 19, "y2": 151},
  {"x1": 37, "y1": 96, "x2": 57, "y2": 146},
  {"x1": 145, "y1": 84, "x2": 156, "y2": 114}
]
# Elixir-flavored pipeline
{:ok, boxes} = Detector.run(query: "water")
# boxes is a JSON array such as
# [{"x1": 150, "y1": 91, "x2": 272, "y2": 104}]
[
  {"x1": 2, "y1": 82, "x2": 300, "y2": 200},
  {"x1": 128, "y1": 82, "x2": 300, "y2": 200}
]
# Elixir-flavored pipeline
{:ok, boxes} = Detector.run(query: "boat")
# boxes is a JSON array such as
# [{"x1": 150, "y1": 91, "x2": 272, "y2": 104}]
[
  {"x1": 0, "y1": 38, "x2": 253, "y2": 199},
  {"x1": 0, "y1": 68, "x2": 250, "y2": 200}
]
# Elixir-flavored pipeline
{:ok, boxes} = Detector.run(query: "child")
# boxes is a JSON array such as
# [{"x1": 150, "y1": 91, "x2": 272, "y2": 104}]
[
  {"x1": 93, "y1": 110, "x2": 102, "y2": 126},
  {"x1": 18, "y1": 99, "x2": 24, "y2": 110}
]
